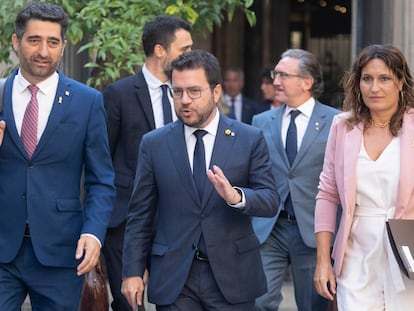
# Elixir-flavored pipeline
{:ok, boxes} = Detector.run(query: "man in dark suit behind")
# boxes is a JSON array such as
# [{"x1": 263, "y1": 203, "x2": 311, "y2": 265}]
[
  {"x1": 223, "y1": 66, "x2": 260, "y2": 124},
  {"x1": 102, "y1": 15, "x2": 193, "y2": 311},
  {"x1": 121, "y1": 49, "x2": 280, "y2": 310},
  {"x1": 0, "y1": 3, "x2": 115, "y2": 310}
]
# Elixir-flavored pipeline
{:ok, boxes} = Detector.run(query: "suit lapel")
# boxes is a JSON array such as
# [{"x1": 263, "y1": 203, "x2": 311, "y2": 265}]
[
  {"x1": 294, "y1": 103, "x2": 327, "y2": 167},
  {"x1": 268, "y1": 107, "x2": 287, "y2": 165},
  {"x1": 168, "y1": 121, "x2": 200, "y2": 205},
  {"x1": 395, "y1": 111, "x2": 414, "y2": 217},
  {"x1": 343, "y1": 121, "x2": 362, "y2": 215},
  {"x1": 134, "y1": 71, "x2": 156, "y2": 130},
  {"x1": 203, "y1": 116, "x2": 237, "y2": 204},
  {"x1": 3, "y1": 71, "x2": 33, "y2": 159},
  {"x1": 32, "y1": 74, "x2": 71, "y2": 158}
]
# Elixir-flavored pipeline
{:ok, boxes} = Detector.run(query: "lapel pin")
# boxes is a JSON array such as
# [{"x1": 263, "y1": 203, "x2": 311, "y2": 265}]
[
  {"x1": 314, "y1": 122, "x2": 320, "y2": 131},
  {"x1": 225, "y1": 129, "x2": 235, "y2": 136},
  {"x1": 58, "y1": 96, "x2": 63, "y2": 104},
  {"x1": 65, "y1": 91, "x2": 70, "y2": 96}
]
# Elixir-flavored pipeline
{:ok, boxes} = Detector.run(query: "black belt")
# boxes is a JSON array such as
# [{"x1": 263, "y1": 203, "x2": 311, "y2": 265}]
[
  {"x1": 24, "y1": 224, "x2": 30, "y2": 237},
  {"x1": 279, "y1": 210, "x2": 296, "y2": 222},
  {"x1": 194, "y1": 249, "x2": 209, "y2": 261}
]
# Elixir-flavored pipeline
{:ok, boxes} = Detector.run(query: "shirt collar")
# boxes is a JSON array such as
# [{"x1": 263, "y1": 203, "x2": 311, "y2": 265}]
[
  {"x1": 225, "y1": 93, "x2": 241, "y2": 103},
  {"x1": 284, "y1": 97, "x2": 315, "y2": 119},
  {"x1": 184, "y1": 108, "x2": 220, "y2": 140},
  {"x1": 15, "y1": 69, "x2": 59, "y2": 95},
  {"x1": 142, "y1": 64, "x2": 170, "y2": 89}
]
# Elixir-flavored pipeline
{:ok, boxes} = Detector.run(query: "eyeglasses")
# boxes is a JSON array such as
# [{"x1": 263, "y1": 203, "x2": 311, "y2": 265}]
[
  {"x1": 169, "y1": 86, "x2": 214, "y2": 99},
  {"x1": 270, "y1": 70, "x2": 303, "y2": 80}
]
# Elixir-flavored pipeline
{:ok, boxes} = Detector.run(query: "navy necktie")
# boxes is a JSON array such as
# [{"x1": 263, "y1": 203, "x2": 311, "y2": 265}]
[
  {"x1": 285, "y1": 110, "x2": 300, "y2": 216},
  {"x1": 228, "y1": 97, "x2": 236, "y2": 119},
  {"x1": 160, "y1": 84, "x2": 172, "y2": 125},
  {"x1": 193, "y1": 129, "x2": 208, "y2": 255},
  {"x1": 286, "y1": 110, "x2": 301, "y2": 165},
  {"x1": 193, "y1": 130, "x2": 208, "y2": 201}
]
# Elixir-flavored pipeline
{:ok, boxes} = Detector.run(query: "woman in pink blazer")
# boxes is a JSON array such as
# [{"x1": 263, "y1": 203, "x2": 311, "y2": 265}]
[{"x1": 314, "y1": 45, "x2": 414, "y2": 310}]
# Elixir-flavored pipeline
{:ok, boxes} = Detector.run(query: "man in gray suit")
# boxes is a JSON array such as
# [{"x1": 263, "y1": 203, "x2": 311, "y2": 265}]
[{"x1": 252, "y1": 49, "x2": 340, "y2": 311}]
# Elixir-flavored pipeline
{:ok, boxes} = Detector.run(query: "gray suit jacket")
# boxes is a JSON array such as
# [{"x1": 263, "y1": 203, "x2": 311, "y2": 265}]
[{"x1": 252, "y1": 102, "x2": 340, "y2": 247}]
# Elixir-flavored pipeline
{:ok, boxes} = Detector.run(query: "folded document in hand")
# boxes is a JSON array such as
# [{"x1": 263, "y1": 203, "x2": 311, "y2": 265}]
[{"x1": 386, "y1": 219, "x2": 414, "y2": 279}]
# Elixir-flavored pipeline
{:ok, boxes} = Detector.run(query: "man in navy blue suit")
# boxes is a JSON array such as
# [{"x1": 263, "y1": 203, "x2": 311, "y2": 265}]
[
  {"x1": 0, "y1": 3, "x2": 115, "y2": 310},
  {"x1": 121, "y1": 50, "x2": 279, "y2": 310},
  {"x1": 223, "y1": 66, "x2": 260, "y2": 124},
  {"x1": 103, "y1": 14, "x2": 193, "y2": 311}
]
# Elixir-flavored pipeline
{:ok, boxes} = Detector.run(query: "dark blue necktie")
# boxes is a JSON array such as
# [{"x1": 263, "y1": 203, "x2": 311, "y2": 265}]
[
  {"x1": 228, "y1": 97, "x2": 236, "y2": 119},
  {"x1": 193, "y1": 130, "x2": 208, "y2": 201},
  {"x1": 193, "y1": 130, "x2": 208, "y2": 254},
  {"x1": 160, "y1": 84, "x2": 172, "y2": 125},
  {"x1": 285, "y1": 110, "x2": 300, "y2": 216},
  {"x1": 286, "y1": 110, "x2": 300, "y2": 165}
]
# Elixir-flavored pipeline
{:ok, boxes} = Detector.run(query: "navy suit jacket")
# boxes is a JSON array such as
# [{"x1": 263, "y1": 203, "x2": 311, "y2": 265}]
[
  {"x1": 252, "y1": 102, "x2": 340, "y2": 247},
  {"x1": 103, "y1": 71, "x2": 155, "y2": 227},
  {"x1": 241, "y1": 95, "x2": 259, "y2": 124},
  {"x1": 103, "y1": 70, "x2": 155, "y2": 227},
  {"x1": 123, "y1": 115, "x2": 279, "y2": 305},
  {"x1": 0, "y1": 70, "x2": 115, "y2": 267}
]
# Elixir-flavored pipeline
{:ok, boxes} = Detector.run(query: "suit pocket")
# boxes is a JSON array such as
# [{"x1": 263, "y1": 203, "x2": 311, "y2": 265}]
[
  {"x1": 114, "y1": 171, "x2": 133, "y2": 188},
  {"x1": 56, "y1": 199, "x2": 82, "y2": 212},
  {"x1": 235, "y1": 234, "x2": 261, "y2": 254},
  {"x1": 151, "y1": 243, "x2": 169, "y2": 256}
]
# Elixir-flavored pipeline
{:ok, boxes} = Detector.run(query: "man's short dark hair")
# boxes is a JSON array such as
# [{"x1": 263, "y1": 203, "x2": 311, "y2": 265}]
[
  {"x1": 171, "y1": 49, "x2": 222, "y2": 86},
  {"x1": 142, "y1": 15, "x2": 191, "y2": 57},
  {"x1": 15, "y1": 2, "x2": 69, "y2": 40}
]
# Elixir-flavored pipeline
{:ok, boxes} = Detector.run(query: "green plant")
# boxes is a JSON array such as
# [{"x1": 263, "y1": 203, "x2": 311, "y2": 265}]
[{"x1": 0, "y1": 0, "x2": 255, "y2": 88}]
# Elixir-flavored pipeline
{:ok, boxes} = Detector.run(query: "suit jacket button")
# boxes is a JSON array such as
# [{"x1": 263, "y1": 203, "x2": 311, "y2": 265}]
[{"x1": 288, "y1": 173, "x2": 294, "y2": 179}]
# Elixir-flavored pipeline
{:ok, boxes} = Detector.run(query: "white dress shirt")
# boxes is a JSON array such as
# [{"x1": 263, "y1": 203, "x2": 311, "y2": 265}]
[
  {"x1": 12, "y1": 70, "x2": 58, "y2": 141},
  {"x1": 184, "y1": 108, "x2": 245, "y2": 207},
  {"x1": 281, "y1": 97, "x2": 316, "y2": 151},
  {"x1": 142, "y1": 64, "x2": 176, "y2": 128},
  {"x1": 224, "y1": 93, "x2": 242, "y2": 121}
]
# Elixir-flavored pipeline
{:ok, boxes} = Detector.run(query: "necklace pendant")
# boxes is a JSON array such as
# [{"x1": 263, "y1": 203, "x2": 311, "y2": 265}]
[{"x1": 370, "y1": 119, "x2": 390, "y2": 128}]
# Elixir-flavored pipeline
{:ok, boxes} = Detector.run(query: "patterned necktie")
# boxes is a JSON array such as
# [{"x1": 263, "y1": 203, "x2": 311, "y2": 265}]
[
  {"x1": 193, "y1": 130, "x2": 208, "y2": 201},
  {"x1": 21, "y1": 85, "x2": 39, "y2": 157},
  {"x1": 285, "y1": 110, "x2": 301, "y2": 165},
  {"x1": 160, "y1": 84, "x2": 173, "y2": 125}
]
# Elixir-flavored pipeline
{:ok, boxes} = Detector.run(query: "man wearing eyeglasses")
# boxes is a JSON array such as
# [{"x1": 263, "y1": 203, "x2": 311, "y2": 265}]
[
  {"x1": 252, "y1": 49, "x2": 340, "y2": 311},
  {"x1": 102, "y1": 15, "x2": 193, "y2": 311},
  {"x1": 121, "y1": 49, "x2": 279, "y2": 310}
]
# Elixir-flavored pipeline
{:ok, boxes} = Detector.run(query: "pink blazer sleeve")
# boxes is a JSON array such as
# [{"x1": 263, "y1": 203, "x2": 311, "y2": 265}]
[{"x1": 315, "y1": 114, "x2": 343, "y2": 233}]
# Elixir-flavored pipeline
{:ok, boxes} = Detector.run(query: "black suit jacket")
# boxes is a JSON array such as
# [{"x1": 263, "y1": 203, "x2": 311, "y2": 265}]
[{"x1": 103, "y1": 70, "x2": 155, "y2": 227}]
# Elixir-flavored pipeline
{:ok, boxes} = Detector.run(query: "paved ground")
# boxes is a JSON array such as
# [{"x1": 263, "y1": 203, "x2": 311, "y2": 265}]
[{"x1": 23, "y1": 281, "x2": 297, "y2": 310}]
